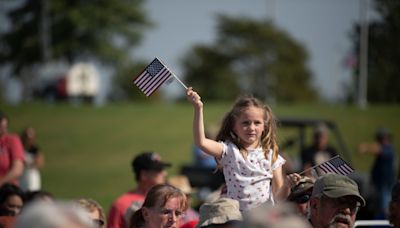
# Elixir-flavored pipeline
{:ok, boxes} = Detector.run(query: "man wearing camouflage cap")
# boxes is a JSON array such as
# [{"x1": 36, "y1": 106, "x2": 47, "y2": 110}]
[
  {"x1": 309, "y1": 173, "x2": 365, "y2": 228},
  {"x1": 287, "y1": 176, "x2": 314, "y2": 218}
]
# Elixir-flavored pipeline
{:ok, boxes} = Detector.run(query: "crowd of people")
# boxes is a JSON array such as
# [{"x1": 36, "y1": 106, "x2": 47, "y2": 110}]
[{"x1": 0, "y1": 87, "x2": 399, "y2": 228}]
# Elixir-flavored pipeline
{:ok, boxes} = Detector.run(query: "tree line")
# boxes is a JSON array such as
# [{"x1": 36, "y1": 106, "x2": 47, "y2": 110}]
[{"x1": 0, "y1": 0, "x2": 398, "y2": 104}]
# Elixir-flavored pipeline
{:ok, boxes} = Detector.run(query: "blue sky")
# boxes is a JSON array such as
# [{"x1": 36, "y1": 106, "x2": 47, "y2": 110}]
[{"x1": 135, "y1": 0, "x2": 366, "y2": 101}]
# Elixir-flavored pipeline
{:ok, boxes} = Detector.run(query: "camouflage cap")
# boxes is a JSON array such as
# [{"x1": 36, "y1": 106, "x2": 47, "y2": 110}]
[
  {"x1": 312, "y1": 173, "x2": 366, "y2": 207},
  {"x1": 288, "y1": 176, "x2": 314, "y2": 202},
  {"x1": 196, "y1": 197, "x2": 242, "y2": 228}
]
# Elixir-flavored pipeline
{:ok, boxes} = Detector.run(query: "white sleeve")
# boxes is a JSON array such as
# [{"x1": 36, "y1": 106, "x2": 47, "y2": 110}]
[
  {"x1": 220, "y1": 141, "x2": 228, "y2": 159},
  {"x1": 272, "y1": 154, "x2": 286, "y2": 170}
]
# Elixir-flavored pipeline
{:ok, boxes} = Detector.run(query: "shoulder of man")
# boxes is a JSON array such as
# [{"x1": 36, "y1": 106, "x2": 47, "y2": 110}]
[{"x1": 113, "y1": 191, "x2": 144, "y2": 205}]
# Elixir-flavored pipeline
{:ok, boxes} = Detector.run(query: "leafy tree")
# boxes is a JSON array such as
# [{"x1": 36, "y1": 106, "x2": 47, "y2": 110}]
[
  {"x1": 0, "y1": 0, "x2": 151, "y2": 74},
  {"x1": 182, "y1": 45, "x2": 241, "y2": 100},
  {"x1": 350, "y1": 0, "x2": 400, "y2": 103},
  {"x1": 182, "y1": 15, "x2": 316, "y2": 102}
]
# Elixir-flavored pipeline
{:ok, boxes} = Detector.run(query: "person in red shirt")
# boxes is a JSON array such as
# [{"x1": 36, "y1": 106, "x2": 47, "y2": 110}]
[
  {"x1": 0, "y1": 111, "x2": 24, "y2": 187},
  {"x1": 107, "y1": 151, "x2": 171, "y2": 228}
]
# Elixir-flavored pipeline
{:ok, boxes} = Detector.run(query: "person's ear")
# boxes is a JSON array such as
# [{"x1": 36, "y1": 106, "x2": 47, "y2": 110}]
[{"x1": 310, "y1": 198, "x2": 318, "y2": 210}]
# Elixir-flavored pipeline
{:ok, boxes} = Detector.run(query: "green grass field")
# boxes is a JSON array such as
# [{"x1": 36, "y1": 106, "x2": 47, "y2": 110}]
[{"x1": 2, "y1": 101, "x2": 399, "y2": 212}]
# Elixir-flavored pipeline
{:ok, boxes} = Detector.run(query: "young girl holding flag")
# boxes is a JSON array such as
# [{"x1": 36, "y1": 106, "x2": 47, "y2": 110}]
[{"x1": 186, "y1": 88, "x2": 301, "y2": 211}]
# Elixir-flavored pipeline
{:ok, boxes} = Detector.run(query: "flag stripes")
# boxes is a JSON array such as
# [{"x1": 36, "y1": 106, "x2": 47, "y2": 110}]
[
  {"x1": 318, "y1": 156, "x2": 354, "y2": 176},
  {"x1": 133, "y1": 58, "x2": 173, "y2": 96}
]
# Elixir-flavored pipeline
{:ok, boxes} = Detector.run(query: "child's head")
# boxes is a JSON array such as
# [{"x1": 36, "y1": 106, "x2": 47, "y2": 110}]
[{"x1": 216, "y1": 95, "x2": 278, "y2": 160}]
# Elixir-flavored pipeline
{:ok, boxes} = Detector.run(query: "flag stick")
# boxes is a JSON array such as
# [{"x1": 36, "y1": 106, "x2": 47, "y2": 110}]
[
  {"x1": 171, "y1": 72, "x2": 188, "y2": 90},
  {"x1": 298, "y1": 155, "x2": 340, "y2": 175},
  {"x1": 157, "y1": 57, "x2": 188, "y2": 90}
]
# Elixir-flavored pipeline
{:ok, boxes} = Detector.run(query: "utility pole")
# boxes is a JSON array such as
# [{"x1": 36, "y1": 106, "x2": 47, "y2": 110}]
[{"x1": 358, "y1": 0, "x2": 368, "y2": 108}]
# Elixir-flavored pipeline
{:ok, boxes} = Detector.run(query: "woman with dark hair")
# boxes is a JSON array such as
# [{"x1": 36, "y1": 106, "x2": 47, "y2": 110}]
[
  {"x1": 0, "y1": 183, "x2": 25, "y2": 216},
  {"x1": 129, "y1": 184, "x2": 188, "y2": 228}
]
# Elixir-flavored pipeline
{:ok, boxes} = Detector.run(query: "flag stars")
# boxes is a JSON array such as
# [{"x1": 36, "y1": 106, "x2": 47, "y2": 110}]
[{"x1": 133, "y1": 58, "x2": 173, "y2": 97}]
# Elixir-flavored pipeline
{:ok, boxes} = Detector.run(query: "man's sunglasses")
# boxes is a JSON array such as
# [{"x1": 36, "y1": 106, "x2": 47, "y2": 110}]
[{"x1": 293, "y1": 194, "x2": 311, "y2": 204}]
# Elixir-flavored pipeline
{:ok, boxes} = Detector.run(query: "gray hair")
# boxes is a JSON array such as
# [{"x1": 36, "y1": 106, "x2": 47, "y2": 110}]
[
  {"x1": 15, "y1": 201, "x2": 94, "y2": 228},
  {"x1": 241, "y1": 202, "x2": 312, "y2": 228}
]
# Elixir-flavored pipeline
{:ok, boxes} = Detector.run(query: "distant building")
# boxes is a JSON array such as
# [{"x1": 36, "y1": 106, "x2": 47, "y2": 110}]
[{"x1": 66, "y1": 63, "x2": 100, "y2": 103}]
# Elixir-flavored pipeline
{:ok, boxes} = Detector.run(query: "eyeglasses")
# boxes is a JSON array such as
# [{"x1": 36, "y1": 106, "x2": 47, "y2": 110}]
[
  {"x1": 293, "y1": 194, "x2": 311, "y2": 204},
  {"x1": 151, "y1": 208, "x2": 185, "y2": 218}
]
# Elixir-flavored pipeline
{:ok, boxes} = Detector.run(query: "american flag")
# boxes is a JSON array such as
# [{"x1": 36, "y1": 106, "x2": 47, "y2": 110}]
[
  {"x1": 317, "y1": 156, "x2": 354, "y2": 176},
  {"x1": 133, "y1": 58, "x2": 173, "y2": 96}
]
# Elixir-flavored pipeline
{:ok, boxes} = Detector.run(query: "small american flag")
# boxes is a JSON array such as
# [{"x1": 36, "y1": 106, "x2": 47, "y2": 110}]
[
  {"x1": 133, "y1": 58, "x2": 173, "y2": 96},
  {"x1": 317, "y1": 156, "x2": 354, "y2": 176}
]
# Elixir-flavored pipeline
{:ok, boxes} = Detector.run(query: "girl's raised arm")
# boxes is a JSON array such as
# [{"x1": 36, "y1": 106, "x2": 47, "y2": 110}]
[{"x1": 186, "y1": 88, "x2": 224, "y2": 159}]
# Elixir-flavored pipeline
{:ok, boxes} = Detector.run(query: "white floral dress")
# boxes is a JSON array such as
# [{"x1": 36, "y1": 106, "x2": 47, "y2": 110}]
[{"x1": 220, "y1": 141, "x2": 285, "y2": 211}]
